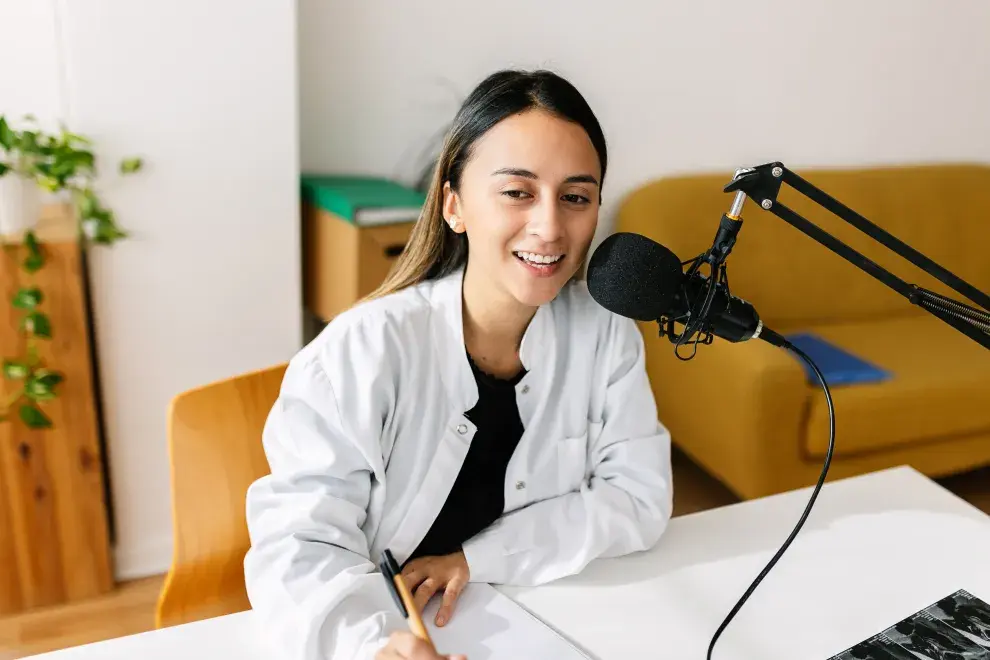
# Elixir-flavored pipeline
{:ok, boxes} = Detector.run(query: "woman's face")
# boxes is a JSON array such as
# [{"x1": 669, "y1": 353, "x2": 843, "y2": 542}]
[{"x1": 443, "y1": 108, "x2": 602, "y2": 309}]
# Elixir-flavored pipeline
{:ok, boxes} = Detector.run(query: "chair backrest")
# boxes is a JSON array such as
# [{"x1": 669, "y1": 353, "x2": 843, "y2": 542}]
[
  {"x1": 155, "y1": 362, "x2": 287, "y2": 628},
  {"x1": 614, "y1": 163, "x2": 990, "y2": 329}
]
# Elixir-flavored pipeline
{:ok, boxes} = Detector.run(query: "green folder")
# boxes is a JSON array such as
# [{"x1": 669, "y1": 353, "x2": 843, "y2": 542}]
[{"x1": 301, "y1": 174, "x2": 426, "y2": 227}]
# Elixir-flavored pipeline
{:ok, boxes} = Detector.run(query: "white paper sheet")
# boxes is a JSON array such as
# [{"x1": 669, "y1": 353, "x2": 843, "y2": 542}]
[{"x1": 423, "y1": 583, "x2": 592, "y2": 660}]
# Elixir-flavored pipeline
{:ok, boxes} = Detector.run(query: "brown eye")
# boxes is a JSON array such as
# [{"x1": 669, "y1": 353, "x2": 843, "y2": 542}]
[
  {"x1": 561, "y1": 193, "x2": 590, "y2": 204},
  {"x1": 502, "y1": 190, "x2": 530, "y2": 199}
]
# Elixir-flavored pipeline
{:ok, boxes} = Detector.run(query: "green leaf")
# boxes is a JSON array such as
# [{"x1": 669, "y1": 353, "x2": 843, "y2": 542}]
[
  {"x1": 120, "y1": 157, "x2": 143, "y2": 174},
  {"x1": 78, "y1": 189, "x2": 99, "y2": 218},
  {"x1": 18, "y1": 131, "x2": 37, "y2": 152},
  {"x1": 38, "y1": 176, "x2": 60, "y2": 192},
  {"x1": 50, "y1": 158, "x2": 76, "y2": 179},
  {"x1": 23, "y1": 253, "x2": 44, "y2": 272},
  {"x1": 12, "y1": 288, "x2": 42, "y2": 309},
  {"x1": 75, "y1": 150, "x2": 95, "y2": 170},
  {"x1": 49, "y1": 149, "x2": 94, "y2": 180},
  {"x1": 33, "y1": 369, "x2": 63, "y2": 388},
  {"x1": 0, "y1": 117, "x2": 12, "y2": 150},
  {"x1": 23, "y1": 311, "x2": 51, "y2": 338},
  {"x1": 2, "y1": 360, "x2": 29, "y2": 380},
  {"x1": 86, "y1": 210, "x2": 128, "y2": 244},
  {"x1": 37, "y1": 139, "x2": 56, "y2": 156},
  {"x1": 66, "y1": 132, "x2": 92, "y2": 145},
  {"x1": 19, "y1": 403, "x2": 52, "y2": 429},
  {"x1": 94, "y1": 225, "x2": 128, "y2": 244},
  {"x1": 0, "y1": 162, "x2": 9, "y2": 176},
  {"x1": 25, "y1": 369, "x2": 61, "y2": 401},
  {"x1": 23, "y1": 231, "x2": 44, "y2": 272}
]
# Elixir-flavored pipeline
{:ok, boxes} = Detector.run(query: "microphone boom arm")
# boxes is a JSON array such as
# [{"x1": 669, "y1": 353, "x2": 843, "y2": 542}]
[{"x1": 723, "y1": 162, "x2": 990, "y2": 350}]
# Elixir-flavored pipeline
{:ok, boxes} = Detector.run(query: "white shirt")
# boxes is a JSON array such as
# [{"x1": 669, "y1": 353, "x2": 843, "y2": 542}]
[{"x1": 243, "y1": 266, "x2": 673, "y2": 660}]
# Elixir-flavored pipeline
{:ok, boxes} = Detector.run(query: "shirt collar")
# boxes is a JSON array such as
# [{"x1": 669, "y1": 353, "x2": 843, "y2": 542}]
[{"x1": 428, "y1": 266, "x2": 556, "y2": 410}]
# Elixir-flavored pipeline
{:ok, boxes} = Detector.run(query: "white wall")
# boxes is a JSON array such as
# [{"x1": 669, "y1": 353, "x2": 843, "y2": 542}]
[
  {"x1": 1, "y1": 0, "x2": 301, "y2": 579},
  {"x1": 0, "y1": 2, "x2": 64, "y2": 124},
  {"x1": 298, "y1": 0, "x2": 990, "y2": 248}
]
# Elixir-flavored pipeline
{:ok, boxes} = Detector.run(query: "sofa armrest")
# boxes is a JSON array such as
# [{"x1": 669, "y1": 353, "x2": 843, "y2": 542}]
[{"x1": 637, "y1": 322, "x2": 813, "y2": 498}]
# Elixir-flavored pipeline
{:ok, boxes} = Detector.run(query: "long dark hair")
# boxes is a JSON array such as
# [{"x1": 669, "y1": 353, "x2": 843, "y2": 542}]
[{"x1": 365, "y1": 69, "x2": 608, "y2": 301}]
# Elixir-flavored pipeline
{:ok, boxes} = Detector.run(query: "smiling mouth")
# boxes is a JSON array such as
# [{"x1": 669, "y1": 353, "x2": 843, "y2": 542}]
[{"x1": 513, "y1": 251, "x2": 565, "y2": 265}]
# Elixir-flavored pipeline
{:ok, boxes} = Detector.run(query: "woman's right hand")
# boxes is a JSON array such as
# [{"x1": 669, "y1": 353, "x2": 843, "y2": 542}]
[{"x1": 375, "y1": 631, "x2": 466, "y2": 660}]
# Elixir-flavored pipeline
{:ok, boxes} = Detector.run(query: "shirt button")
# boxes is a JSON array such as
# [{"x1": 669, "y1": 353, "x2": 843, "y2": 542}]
[
  {"x1": 515, "y1": 481, "x2": 526, "y2": 490},
  {"x1": 456, "y1": 424, "x2": 467, "y2": 435},
  {"x1": 521, "y1": 385, "x2": 530, "y2": 394}
]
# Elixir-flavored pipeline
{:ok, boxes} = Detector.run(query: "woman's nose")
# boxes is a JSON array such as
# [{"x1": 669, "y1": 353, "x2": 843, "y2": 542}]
[{"x1": 528, "y1": 199, "x2": 564, "y2": 242}]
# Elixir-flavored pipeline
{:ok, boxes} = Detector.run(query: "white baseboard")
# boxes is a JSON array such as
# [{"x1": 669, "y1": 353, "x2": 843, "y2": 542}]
[{"x1": 113, "y1": 533, "x2": 174, "y2": 581}]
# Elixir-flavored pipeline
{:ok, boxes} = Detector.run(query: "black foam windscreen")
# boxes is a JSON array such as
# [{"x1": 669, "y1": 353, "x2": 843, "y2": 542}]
[{"x1": 587, "y1": 232, "x2": 684, "y2": 322}]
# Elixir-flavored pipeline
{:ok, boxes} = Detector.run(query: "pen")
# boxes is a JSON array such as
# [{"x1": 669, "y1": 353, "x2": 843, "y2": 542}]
[{"x1": 380, "y1": 548, "x2": 435, "y2": 651}]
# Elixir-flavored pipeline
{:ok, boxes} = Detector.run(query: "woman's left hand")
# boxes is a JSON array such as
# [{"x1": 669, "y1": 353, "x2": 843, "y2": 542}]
[{"x1": 401, "y1": 551, "x2": 470, "y2": 627}]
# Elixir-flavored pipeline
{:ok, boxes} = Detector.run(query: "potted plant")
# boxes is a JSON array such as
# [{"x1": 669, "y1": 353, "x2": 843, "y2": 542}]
[{"x1": 0, "y1": 114, "x2": 142, "y2": 428}]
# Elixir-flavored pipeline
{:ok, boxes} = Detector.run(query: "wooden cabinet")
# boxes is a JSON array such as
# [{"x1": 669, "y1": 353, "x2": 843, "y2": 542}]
[
  {"x1": 301, "y1": 201, "x2": 415, "y2": 322},
  {"x1": 0, "y1": 204, "x2": 114, "y2": 615}
]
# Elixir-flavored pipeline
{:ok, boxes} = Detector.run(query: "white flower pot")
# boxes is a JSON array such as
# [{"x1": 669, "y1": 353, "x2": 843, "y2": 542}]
[{"x1": 0, "y1": 174, "x2": 42, "y2": 236}]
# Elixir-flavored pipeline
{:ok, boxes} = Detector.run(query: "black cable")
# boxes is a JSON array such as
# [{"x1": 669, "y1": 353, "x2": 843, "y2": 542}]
[{"x1": 706, "y1": 339, "x2": 836, "y2": 660}]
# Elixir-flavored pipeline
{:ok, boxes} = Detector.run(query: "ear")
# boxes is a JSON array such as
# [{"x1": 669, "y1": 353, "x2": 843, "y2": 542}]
[{"x1": 442, "y1": 181, "x2": 465, "y2": 233}]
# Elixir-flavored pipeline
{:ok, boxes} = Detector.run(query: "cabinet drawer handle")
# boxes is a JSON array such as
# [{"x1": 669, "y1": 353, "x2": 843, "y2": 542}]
[{"x1": 383, "y1": 244, "x2": 406, "y2": 258}]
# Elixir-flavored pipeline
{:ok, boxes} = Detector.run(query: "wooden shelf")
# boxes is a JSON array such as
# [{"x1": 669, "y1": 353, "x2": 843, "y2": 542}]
[{"x1": 0, "y1": 204, "x2": 114, "y2": 615}]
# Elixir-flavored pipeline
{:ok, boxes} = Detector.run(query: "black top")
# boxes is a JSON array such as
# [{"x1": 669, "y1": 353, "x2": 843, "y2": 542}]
[{"x1": 406, "y1": 352, "x2": 526, "y2": 562}]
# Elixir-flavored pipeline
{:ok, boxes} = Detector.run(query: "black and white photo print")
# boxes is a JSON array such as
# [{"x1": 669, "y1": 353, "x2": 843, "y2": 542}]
[
  {"x1": 928, "y1": 590, "x2": 990, "y2": 648},
  {"x1": 830, "y1": 633, "x2": 922, "y2": 659},
  {"x1": 828, "y1": 589, "x2": 990, "y2": 660}
]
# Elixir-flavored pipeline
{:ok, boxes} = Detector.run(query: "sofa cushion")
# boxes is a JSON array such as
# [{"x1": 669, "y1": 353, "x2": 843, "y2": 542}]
[{"x1": 797, "y1": 313, "x2": 990, "y2": 458}]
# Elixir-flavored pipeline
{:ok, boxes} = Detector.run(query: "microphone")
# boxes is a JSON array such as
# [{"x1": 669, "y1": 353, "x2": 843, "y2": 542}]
[{"x1": 586, "y1": 231, "x2": 788, "y2": 350}]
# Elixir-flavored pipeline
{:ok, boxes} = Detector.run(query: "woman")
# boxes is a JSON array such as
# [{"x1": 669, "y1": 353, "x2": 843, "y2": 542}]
[{"x1": 243, "y1": 69, "x2": 674, "y2": 660}]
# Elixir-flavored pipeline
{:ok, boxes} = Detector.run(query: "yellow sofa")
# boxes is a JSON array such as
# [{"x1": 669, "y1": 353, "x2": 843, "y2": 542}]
[{"x1": 614, "y1": 163, "x2": 990, "y2": 500}]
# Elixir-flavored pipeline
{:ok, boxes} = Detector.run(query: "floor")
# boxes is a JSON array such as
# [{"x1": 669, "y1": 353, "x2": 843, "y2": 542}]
[{"x1": 1, "y1": 450, "x2": 988, "y2": 659}]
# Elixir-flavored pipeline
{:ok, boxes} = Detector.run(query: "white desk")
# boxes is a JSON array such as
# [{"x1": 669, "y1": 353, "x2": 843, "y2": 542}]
[{"x1": 23, "y1": 466, "x2": 990, "y2": 660}]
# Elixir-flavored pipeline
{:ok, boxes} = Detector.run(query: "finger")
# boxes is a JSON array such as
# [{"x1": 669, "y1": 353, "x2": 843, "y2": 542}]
[
  {"x1": 402, "y1": 568, "x2": 426, "y2": 591},
  {"x1": 401, "y1": 559, "x2": 429, "y2": 587},
  {"x1": 375, "y1": 631, "x2": 408, "y2": 660},
  {"x1": 435, "y1": 577, "x2": 466, "y2": 627},
  {"x1": 414, "y1": 577, "x2": 441, "y2": 614},
  {"x1": 385, "y1": 630, "x2": 433, "y2": 659}
]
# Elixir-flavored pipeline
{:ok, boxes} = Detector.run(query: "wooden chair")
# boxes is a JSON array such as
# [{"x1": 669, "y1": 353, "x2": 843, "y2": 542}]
[{"x1": 155, "y1": 363, "x2": 287, "y2": 628}]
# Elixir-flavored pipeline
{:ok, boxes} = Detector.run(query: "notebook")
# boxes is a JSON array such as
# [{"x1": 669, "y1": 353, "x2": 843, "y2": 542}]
[
  {"x1": 784, "y1": 332, "x2": 892, "y2": 387},
  {"x1": 422, "y1": 583, "x2": 591, "y2": 659}
]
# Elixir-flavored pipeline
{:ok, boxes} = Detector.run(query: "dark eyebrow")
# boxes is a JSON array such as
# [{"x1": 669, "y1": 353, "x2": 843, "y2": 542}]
[
  {"x1": 492, "y1": 167, "x2": 537, "y2": 179},
  {"x1": 492, "y1": 168, "x2": 599, "y2": 186},
  {"x1": 564, "y1": 174, "x2": 600, "y2": 186}
]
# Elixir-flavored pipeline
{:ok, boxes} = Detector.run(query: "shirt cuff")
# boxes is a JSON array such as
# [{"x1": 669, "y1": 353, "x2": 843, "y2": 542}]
[{"x1": 461, "y1": 531, "x2": 507, "y2": 584}]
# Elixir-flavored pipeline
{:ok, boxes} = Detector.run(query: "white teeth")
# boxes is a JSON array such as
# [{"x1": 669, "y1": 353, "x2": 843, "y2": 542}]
[{"x1": 515, "y1": 251, "x2": 563, "y2": 265}]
